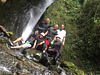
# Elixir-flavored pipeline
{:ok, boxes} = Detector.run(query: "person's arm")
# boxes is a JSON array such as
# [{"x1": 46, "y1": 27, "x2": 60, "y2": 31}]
[
  {"x1": 45, "y1": 31, "x2": 48, "y2": 36},
  {"x1": 37, "y1": 41, "x2": 45, "y2": 45},
  {"x1": 58, "y1": 43, "x2": 63, "y2": 55},
  {"x1": 53, "y1": 35, "x2": 57, "y2": 41},
  {"x1": 13, "y1": 37, "x2": 24, "y2": 44},
  {"x1": 53, "y1": 31, "x2": 58, "y2": 41},
  {"x1": 62, "y1": 37, "x2": 65, "y2": 45},
  {"x1": 0, "y1": 25, "x2": 3, "y2": 29},
  {"x1": 32, "y1": 40, "x2": 37, "y2": 49},
  {"x1": 51, "y1": 34, "x2": 57, "y2": 45}
]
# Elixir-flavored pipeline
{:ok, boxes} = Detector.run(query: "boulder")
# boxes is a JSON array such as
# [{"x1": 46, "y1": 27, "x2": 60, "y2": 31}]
[
  {"x1": 24, "y1": 49, "x2": 42, "y2": 62},
  {"x1": 0, "y1": 30, "x2": 67, "y2": 75},
  {"x1": 60, "y1": 61, "x2": 86, "y2": 75}
]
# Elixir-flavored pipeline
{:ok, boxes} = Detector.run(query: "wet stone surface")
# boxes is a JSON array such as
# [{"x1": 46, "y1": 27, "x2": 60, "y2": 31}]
[{"x1": 0, "y1": 35, "x2": 66, "y2": 75}]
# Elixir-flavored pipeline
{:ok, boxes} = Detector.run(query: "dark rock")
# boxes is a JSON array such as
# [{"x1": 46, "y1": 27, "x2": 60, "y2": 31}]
[{"x1": 0, "y1": 30, "x2": 67, "y2": 75}]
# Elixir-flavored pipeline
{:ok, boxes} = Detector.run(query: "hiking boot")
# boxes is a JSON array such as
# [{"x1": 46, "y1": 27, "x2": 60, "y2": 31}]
[
  {"x1": 47, "y1": 61, "x2": 51, "y2": 66},
  {"x1": 46, "y1": 61, "x2": 51, "y2": 69},
  {"x1": 9, "y1": 39, "x2": 14, "y2": 46},
  {"x1": 6, "y1": 43, "x2": 11, "y2": 50},
  {"x1": 52, "y1": 59, "x2": 57, "y2": 65}
]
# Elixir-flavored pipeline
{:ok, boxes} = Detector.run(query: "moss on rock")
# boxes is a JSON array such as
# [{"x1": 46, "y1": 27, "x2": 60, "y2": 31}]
[{"x1": 61, "y1": 61, "x2": 86, "y2": 75}]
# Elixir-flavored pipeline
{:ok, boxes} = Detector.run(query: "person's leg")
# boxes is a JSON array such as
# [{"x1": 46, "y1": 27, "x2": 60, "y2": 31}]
[
  {"x1": 36, "y1": 45, "x2": 42, "y2": 50},
  {"x1": 11, "y1": 43, "x2": 32, "y2": 49},
  {"x1": 42, "y1": 43, "x2": 50, "y2": 64},
  {"x1": 13, "y1": 37, "x2": 24, "y2": 44},
  {"x1": 36, "y1": 43, "x2": 47, "y2": 51},
  {"x1": 11, "y1": 45, "x2": 23, "y2": 49},
  {"x1": 47, "y1": 48, "x2": 55, "y2": 56},
  {"x1": 42, "y1": 43, "x2": 47, "y2": 50},
  {"x1": 46, "y1": 38, "x2": 52, "y2": 51},
  {"x1": 59, "y1": 43, "x2": 63, "y2": 54},
  {"x1": 53, "y1": 52, "x2": 60, "y2": 65},
  {"x1": 55, "y1": 52, "x2": 60, "y2": 61}
]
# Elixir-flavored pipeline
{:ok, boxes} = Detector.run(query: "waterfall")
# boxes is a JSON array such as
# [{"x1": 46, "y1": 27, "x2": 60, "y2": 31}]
[{"x1": 22, "y1": 0, "x2": 55, "y2": 41}]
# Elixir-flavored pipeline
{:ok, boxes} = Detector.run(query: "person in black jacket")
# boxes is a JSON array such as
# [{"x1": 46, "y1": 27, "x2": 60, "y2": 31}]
[
  {"x1": 45, "y1": 24, "x2": 58, "y2": 43},
  {"x1": 37, "y1": 18, "x2": 51, "y2": 33},
  {"x1": 47, "y1": 35, "x2": 62, "y2": 65}
]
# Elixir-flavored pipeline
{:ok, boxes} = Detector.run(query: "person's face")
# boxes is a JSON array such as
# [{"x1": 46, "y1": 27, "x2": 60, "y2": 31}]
[
  {"x1": 61, "y1": 25, "x2": 64, "y2": 30},
  {"x1": 54, "y1": 24, "x2": 58, "y2": 29},
  {"x1": 40, "y1": 35, "x2": 43, "y2": 38},
  {"x1": 45, "y1": 18, "x2": 50, "y2": 24},
  {"x1": 56, "y1": 37, "x2": 60, "y2": 41},
  {"x1": 34, "y1": 31, "x2": 38, "y2": 35}
]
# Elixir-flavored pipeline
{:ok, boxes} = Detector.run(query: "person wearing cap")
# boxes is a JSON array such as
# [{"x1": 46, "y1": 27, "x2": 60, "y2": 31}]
[
  {"x1": 47, "y1": 35, "x2": 62, "y2": 65},
  {"x1": 32, "y1": 33, "x2": 45, "y2": 49},
  {"x1": 32, "y1": 32, "x2": 50, "y2": 65}
]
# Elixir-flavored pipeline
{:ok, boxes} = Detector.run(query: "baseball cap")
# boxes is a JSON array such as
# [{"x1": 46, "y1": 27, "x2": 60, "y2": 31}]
[
  {"x1": 56, "y1": 35, "x2": 61, "y2": 39},
  {"x1": 40, "y1": 33, "x2": 45, "y2": 36}
]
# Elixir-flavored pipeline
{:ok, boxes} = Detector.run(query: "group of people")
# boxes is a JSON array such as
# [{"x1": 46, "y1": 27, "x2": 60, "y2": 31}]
[{"x1": 8, "y1": 18, "x2": 66, "y2": 65}]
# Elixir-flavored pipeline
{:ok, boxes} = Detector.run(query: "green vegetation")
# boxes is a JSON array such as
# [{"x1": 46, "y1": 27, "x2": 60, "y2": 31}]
[{"x1": 44, "y1": 0, "x2": 100, "y2": 74}]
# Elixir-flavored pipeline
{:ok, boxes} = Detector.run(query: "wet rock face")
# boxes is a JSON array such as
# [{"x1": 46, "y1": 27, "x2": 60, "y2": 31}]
[
  {"x1": 0, "y1": 34, "x2": 67, "y2": 75},
  {"x1": 0, "y1": 51, "x2": 44, "y2": 75},
  {"x1": 60, "y1": 61, "x2": 85, "y2": 75},
  {"x1": 24, "y1": 49, "x2": 42, "y2": 63}
]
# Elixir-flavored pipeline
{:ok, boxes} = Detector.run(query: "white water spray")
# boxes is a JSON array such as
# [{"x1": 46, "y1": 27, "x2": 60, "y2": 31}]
[
  {"x1": 22, "y1": 0, "x2": 55, "y2": 41},
  {"x1": 0, "y1": 66, "x2": 11, "y2": 73}
]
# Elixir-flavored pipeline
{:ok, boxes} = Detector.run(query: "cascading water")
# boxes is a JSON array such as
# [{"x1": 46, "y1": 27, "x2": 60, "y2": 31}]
[
  {"x1": 0, "y1": 0, "x2": 68, "y2": 75},
  {"x1": 22, "y1": 0, "x2": 56, "y2": 41}
]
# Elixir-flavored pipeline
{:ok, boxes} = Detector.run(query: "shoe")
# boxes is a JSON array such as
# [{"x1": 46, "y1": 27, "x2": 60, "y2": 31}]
[
  {"x1": 46, "y1": 61, "x2": 51, "y2": 69},
  {"x1": 6, "y1": 43, "x2": 11, "y2": 50},
  {"x1": 47, "y1": 61, "x2": 51, "y2": 66},
  {"x1": 52, "y1": 59, "x2": 57, "y2": 65},
  {"x1": 9, "y1": 39, "x2": 14, "y2": 46}
]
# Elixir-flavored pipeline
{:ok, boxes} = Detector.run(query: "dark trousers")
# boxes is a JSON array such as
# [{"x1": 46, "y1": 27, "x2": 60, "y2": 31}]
[
  {"x1": 48, "y1": 48, "x2": 60, "y2": 61},
  {"x1": 36, "y1": 43, "x2": 49, "y2": 61},
  {"x1": 36, "y1": 43, "x2": 46, "y2": 51}
]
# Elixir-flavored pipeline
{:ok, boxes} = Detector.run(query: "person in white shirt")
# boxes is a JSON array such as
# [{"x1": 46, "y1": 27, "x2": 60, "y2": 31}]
[{"x1": 57, "y1": 24, "x2": 66, "y2": 45}]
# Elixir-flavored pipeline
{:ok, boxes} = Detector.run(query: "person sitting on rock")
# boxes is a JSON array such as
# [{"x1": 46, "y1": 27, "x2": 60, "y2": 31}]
[
  {"x1": 45, "y1": 24, "x2": 58, "y2": 44},
  {"x1": 56, "y1": 24, "x2": 66, "y2": 55},
  {"x1": 47, "y1": 35, "x2": 62, "y2": 65},
  {"x1": 10, "y1": 30, "x2": 39, "y2": 46},
  {"x1": 37, "y1": 18, "x2": 51, "y2": 33},
  {"x1": 57, "y1": 24, "x2": 66, "y2": 46},
  {"x1": 32, "y1": 33, "x2": 50, "y2": 65}
]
